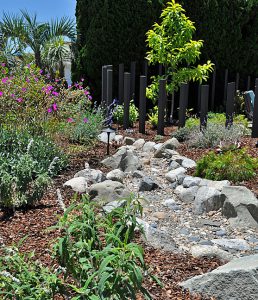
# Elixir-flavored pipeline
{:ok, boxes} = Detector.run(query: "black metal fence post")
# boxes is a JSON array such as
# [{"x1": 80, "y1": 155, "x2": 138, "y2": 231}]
[
  {"x1": 224, "y1": 69, "x2": 229, "y2": 105},
  {"x1": 143, "y1": 59, "x2": 148, "y2": 77},
  {"x1": 225, "y1": 82, "x2": 236, "y2": 128},
  {"x1": 178, "y1": 83, "x2": 189, "y2": 128},
  {"x1": 102, "y1": 65, "x2": 107, "y2": 104},
  {"x1": 130, "y1": 61, "x2": 136, "y2": 99},
  {"x1": 107, "y1": 68, "x2": 113, "y2": 106},
  {"x1": 139, "y1": 75, "x2": 147, "y2": 134},
  {"x1": 247, "y1": 75, "x2": 251, "y2": 91},
  {"x1": 123, "y1": 72, "x2": 131, "y2": 130},
  {"x1": 211, "y1": 66, "x2": 216, "y2": 110},
  {"x1": 252, "y1": 78, "x2": 258, "y2": 138},
  {"x1": 157, "y1": 79, "x2": 167, "y2": 135},
  {"x1": 236, "y1": 73, "x2": 240, "y2": 91},
  {"x1": 118, "y1": 63, "x2": 124, "y2": 104}
]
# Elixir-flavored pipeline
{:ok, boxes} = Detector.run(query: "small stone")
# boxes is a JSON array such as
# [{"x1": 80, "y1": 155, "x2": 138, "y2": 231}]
[
  {"x1": 180, "y1": 228, "x2": 190, "y2": 235},
  {"x1": 132, "y1": 170, "x2": 145, "y2": 178},
  {"x1": 106, "y1": 169, "x2": 125, "y2": 183},
  {"x1": 211, "y1": 238, "x2": 250, "y2": 251},
  {"x1": 183, "y1": 176, "x2": 202, "y2": 188},
  {"x1": 64, "y1": 177, "x2": 88, "y2": 193},
  {"x1": 177, "y1": 186, "x2": 199, "y2": 203},
  {"x1": 189, "y1": 236, "x2": 201, "y2": 242},
  {"x1": 199, "y1": 240, "x2": 214, "y2": 246},
  {"x1": 142, "y1": 141, "x2": 156, "y2": 152},
  {"x1": 201, "y1": 220, "x2": 221, "y2": 227},
  {"x1": 181, "y1": 158, "x2": 197, "y2": 169},
  {"x1": 168, "y1": 160, "x2": 180, "y2": 171},
  {"x1": 165, "y1": 167, "x2": 187, "y2": 183},
  {"x1": 123, "y1": 137, "x2": 135, "y2": 145},
  {"x1": 133, "y1": 138, "x2": 145, "y2": 149},
  {"x1": 170, "y1": 182, "x2": 179, "y2": 189},
  {"x1": 190, "y1": 245, "x2": 233, "y2": 261},
  {"x1": 216, "y1": 229, "x2": 227, "y2": 237},
  {"x1": 152, "y1": 212, "x2": 167, "y2": 219},
  {"x1": 139, "y1": 176, "x2": 159, "y2": 192},
  {"x1": 177, "y1": 175, "x2": 186, "y2": 185}
]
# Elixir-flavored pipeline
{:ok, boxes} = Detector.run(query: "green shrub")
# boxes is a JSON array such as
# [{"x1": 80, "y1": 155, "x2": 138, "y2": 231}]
[
  {"x1": 64, "y1": 108, "x2": 104, "y2": 145},
  {"x1": 185, "y1": 113, "x2": 249, "y2": 129},
  {"x1": 0, "y1": 129, "x2": 67, "y2": 210},
  {"x1": 113, "y1": 100, "x2": 139, "y2": 127},
  {"x1": 195, "y1": 148, "x2": 257, "y2": 182},
  {"x1": 173, "y1": 123, "x2": 249, "y2": 148},
  {"x1": 53, "y1": 195, "x2": 158, "y2": 299},
  {"x1": 0, "y1": 245, "x2": 63, "y2": 299}
]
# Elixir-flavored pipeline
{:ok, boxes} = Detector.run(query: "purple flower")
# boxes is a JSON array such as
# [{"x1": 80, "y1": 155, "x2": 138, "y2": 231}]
[
  {"x1": 39, "y1": 69, "x2": 43, "y2": 74},
  {"x1": 52, "y1": 91, "x2": 59, "y2": 96},
  {"x1": 26, "y1": 78, "x2": 30, "y2": 83},
  {"x1": 2, "y1": 77, "x2": 8, "y2": 84},
  {"x1": 67, "y1": 118, "x2": 74, "y2": 123},
  {"x1": 1, "y1": 63, "x2": 5, "y2": 67},
  {"x1": 88, "y1": 95, "x2": 93, "y2": 100},
  {"x1": 22, "y1": 87, "x2": 27, "y2": 92},
  {"x1": 83, "y1": 117, "x2": 89, "y2": 123},
  {"x1": 81, "y1": 78, "x2": 84, "y2": 82},
  {"x1": 16, "y1": 98, "x2": 23, "y2": 103},
  {"x1": 27, "y1": 64, "x2": 31, "y2": 68},
  {"x1": 84, "y1": 90, "x2": 89, "y2": 96},
  {"x1": 34, "y1": 77, "x2": 39, "y2": 82},
  {"x1": 0, "y1": 91, "x2": 3, "y2": 96},
  {"x1": 47, "y1": 108, "x2": 52, "y2": 113},
  {"x1": 52, "y1": 103, "x2": 58, "y2": 111},
  {"x1": 10, "y1": 93, "x2": 15, "y2": 98}
]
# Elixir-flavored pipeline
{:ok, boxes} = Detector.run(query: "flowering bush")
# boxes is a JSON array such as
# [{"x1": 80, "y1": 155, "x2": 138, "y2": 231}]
[
  {"x1": 0, "y1": 128, "x2": 67, "y2": 210},
  {"x1": 0, "y1": 63, "x2": 93, "y2": 134}
]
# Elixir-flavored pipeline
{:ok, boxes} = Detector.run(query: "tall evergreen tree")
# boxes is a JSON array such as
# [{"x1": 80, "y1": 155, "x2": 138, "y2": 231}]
[{"x1": 73, "y1": 0, "x2": 164, "y2": 97}]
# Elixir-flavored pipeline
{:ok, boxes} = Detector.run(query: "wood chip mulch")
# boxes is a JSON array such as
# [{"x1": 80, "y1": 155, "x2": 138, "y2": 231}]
[{"x1": 0, "y1": 126, "x2": 256, "y2": 299}]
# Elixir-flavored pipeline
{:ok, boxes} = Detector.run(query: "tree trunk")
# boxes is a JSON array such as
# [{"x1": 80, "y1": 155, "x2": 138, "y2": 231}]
[{"x1": 34, "y1": 51, "x2": 42, "y2": 68}]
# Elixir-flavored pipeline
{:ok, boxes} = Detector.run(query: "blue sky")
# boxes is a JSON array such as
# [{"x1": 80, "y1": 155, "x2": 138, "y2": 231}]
[{"x1": 0, "y1": 0, "x2": 76, "y2": 22}]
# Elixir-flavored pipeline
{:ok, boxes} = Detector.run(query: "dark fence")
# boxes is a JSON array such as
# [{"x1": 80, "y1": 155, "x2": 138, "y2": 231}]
[{"x1": 101, "y1": 62, "x2": 258, "y2": 138}]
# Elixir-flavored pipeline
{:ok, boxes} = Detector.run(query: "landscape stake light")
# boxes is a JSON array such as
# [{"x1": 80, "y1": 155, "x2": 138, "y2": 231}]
[{"x1": 102, "y1": 127, "x2": 116, "y2": 155}]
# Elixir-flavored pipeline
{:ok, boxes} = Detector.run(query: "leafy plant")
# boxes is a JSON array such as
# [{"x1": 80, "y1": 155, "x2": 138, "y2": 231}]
[
  {"x1": 0, "y1": 244, "x2": 63, "y2": 299},
  {"x1": 146, "y1": 0, "x2": 213, "y2": 104},
  {"x1": 185, "y1": 113, "x2": 249, "y2": 129},
  {"x1": 0, "y1": 128, "x2": 67, "y2": 210},
  {"x1": 64, "y1": 107, "x2": 104, "y2": 145},
  {"x1": 172, "y1": 126, "x2": 192, "y2": 142},
  {"x1": 195, "y1": 148, "x2": 258, "y2": 182},
  {"x1": 147, "y1": 106, "x2": 158, "y2": 129},
  {"x1": 53, "y1": 195, "x2": 158, "y2": 299},
  {"x1": 113, "y1": 100, "x2": 139, "y2": 127}
]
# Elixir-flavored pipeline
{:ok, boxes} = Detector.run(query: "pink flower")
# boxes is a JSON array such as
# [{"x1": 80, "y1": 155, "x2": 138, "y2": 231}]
[
  {"x1": 81, "y1": 78, "x2": 84, "y2": 82},
  {"x1": 0, "y1": 91, "x2": 3, "y2": 96},
  {"x1": 10, "y1": 93, "x2": 15, "y2": 98},
  {"x1": 1, "y1": 63, "x2": 5, "y2": 67},
  {"x1": 2, "y1": 77, "x2": 8, "y2": 84},
  {"x1": 22, "y1": 87, "x2": 27, "y2": 92},
  {"x1": 83, "y1": 117, "x2": 89, "y2": 123},
  {"x1": 26, "y1": 78, "x2": 30, "y2": 83},
  {"x1": 52, "y1": 103, "x2": 58, "y2": 111},
  {"x1": 84, "y1": 90, "x2": 89, "y2": 96},
  {"x1": 16, "y1": 98, "x2": 23, "y2": 103},
  {"x1": 88, "y1": 95, "x2": 92, "y2": 101},
  {"x1": 47, "y1": 108, "x2": 52, "y2": 113},
  {"x1": 67, "y1": 118, "x2": 74, "y2": 123},
  {"x1": 27, "y1": 64, "x2": 31, "y2": 68},
  {"x1": 52, "y1": 91, "x2": 59, "y2": 96},
  {"x1": 34, "y1": 77, "x2": 39, "y2": 82}
]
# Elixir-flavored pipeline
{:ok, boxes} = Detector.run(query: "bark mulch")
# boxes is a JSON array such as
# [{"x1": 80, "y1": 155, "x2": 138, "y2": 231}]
[{"x1": 1, "y1": 125, "x2": 256, "y2": 299}]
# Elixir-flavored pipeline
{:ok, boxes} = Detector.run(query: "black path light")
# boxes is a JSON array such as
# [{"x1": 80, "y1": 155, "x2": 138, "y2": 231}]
[{"x1": 102, "y1": 127, "x2": 116, "y2": 155}]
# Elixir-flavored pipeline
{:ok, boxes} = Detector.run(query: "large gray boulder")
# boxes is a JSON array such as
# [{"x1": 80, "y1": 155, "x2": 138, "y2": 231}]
[
  {"x1": 154, "y1": 138, "x2": 180, "y2": 158},
  {"x1": 142, "y1": 141, "x2": 156, "y2": 152},
  {"x1": 165, "y1": 167, "x2": 187, "y2": 183},
  {"x1": 64, "y1": 177, "x2": 88, "y2": 193},
  {"x1": 199, "y1": 179, "x2": 230, "y2": 191},
  {"x1": 74, "y1": 169, "x2": 106, "y2": 183},
  {"x1": 181, "y1": 254, "x2": 258, "y2": 300},
  {"x1": 101, "y1": 147, "x2": 127, "y2": 169},
  {"x1": 89, "y1": 180, "x2": 130, "y2": 204},
  {"x1": 177, "y1": 186, "x2": 199, "y2": 203},
  {"x1": 133, "y1": 138, "x2": 145, "y2": 150},
  {"x1": 119, "y1": 150, "x2": 140, "y2": 173},
  {"x1": 193, "y1": 186, "x2": 226, "y2": 215},
  {"x1": 106, "y1": 169, "x2": 125, "y2": 183},
  {"x1": 222, "y1": 186, "x2": 258, "y2": 229}
]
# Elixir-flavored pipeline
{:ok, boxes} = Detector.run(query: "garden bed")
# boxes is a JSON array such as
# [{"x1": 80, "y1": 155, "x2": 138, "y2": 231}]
[{"x1": 0, "y1": 139, "x2": 221, "y2": 300}]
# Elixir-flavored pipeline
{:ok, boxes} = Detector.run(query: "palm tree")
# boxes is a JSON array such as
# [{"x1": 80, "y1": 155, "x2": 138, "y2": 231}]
[{"x1": 0, "y1": 10, "x2": 75, "y2": 68}]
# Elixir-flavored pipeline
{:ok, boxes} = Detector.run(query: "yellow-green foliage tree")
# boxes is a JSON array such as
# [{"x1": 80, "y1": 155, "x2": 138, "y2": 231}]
[{"x1": 146, "y1": 0, "x2": 213, "y2": 103}]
